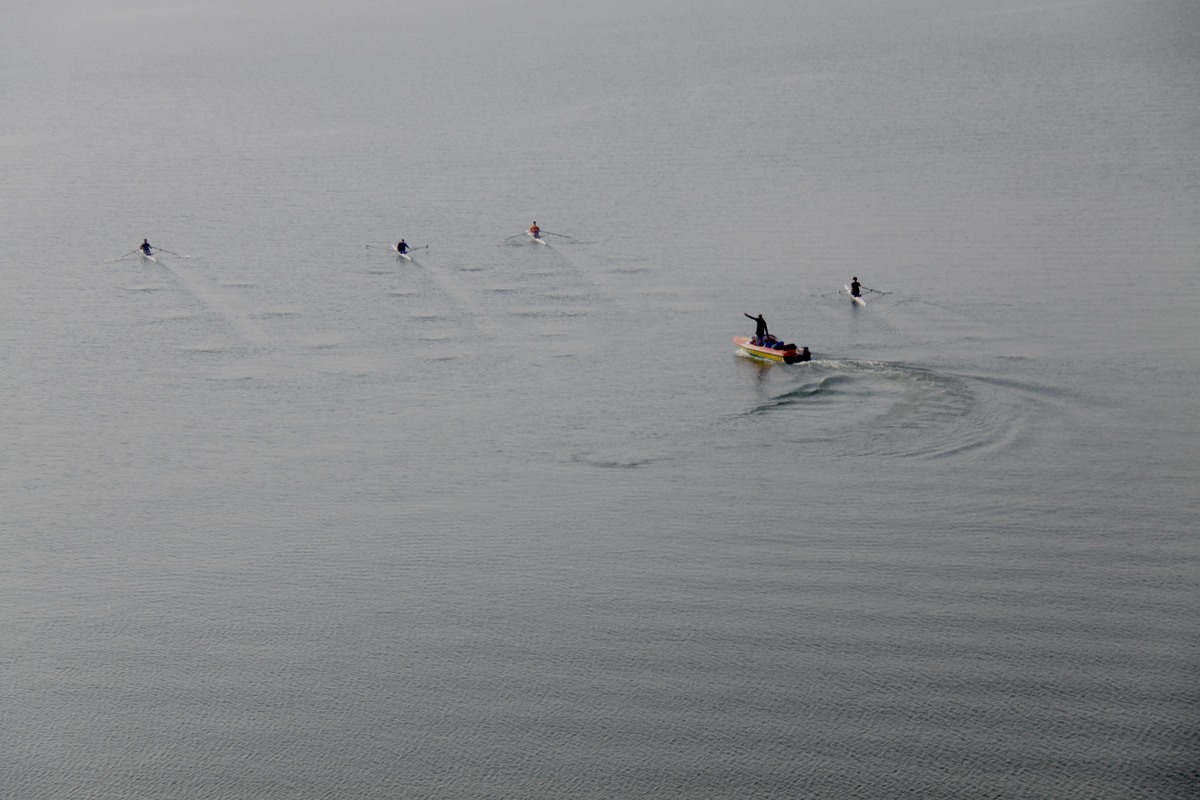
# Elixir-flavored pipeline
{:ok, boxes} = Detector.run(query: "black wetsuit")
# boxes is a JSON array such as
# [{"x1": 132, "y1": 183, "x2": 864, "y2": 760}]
[
  {"x1": 141, "y1": 242, "x2": 152, "y2": 255},
  {"x1": 850, "y1": 281, "x2": 861, "y2": 297},
  {"x1": 745, "y1": 313, "x2": 769, "y2": 340},
  {"x1": 397, "y1": 241, "x2": 409, "y2": 254}
]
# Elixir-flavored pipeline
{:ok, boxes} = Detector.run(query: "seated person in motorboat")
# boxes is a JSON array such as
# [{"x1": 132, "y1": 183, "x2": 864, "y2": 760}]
[{"x1": 759, "y1": 335, "x2": 793, "y2": 350}]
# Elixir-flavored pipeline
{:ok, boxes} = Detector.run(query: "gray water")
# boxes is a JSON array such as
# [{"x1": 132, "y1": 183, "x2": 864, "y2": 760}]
[{"x1": 2, "y1": 0, "x2": 1198, "y2": 797}]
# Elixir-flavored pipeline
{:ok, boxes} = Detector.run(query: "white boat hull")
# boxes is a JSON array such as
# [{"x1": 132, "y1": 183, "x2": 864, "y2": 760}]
[{"x1": 845, "y1": 284, "x2": 865, "y2": 306}]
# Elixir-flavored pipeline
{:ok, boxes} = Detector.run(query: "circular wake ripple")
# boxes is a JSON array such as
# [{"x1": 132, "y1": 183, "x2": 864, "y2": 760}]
[{"x1": 740, "y1": 359, "x2": 1041, "y2": 460}]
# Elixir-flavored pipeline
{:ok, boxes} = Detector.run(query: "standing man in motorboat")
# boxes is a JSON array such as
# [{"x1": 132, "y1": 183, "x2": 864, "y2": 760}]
[
  {"x1": 744, "y1": 313, "x2": 769, "y2": 346},
  {"x1": 528, "y1": 221, "x2": 541, "y2": 239},
  {"x1": 140, "y1": 239, "x2": 153, "y2": 256},
  {"x1": 397, "y1": 239, "x2": 409, "y2": 255},
  {"x1": 850, "y1": 277, "x2": 862, "y2": 298}
]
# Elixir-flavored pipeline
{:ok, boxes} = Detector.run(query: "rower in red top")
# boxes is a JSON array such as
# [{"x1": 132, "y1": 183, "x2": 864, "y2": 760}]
[{"x1": 528, "y1": 222, "x2": 541, "y2": 240}]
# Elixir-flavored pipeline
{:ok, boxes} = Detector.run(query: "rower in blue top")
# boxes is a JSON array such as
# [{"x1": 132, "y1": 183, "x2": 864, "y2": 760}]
[
  {"x1": 140, "y1": 239, "x2": 153, "y2": 256},
  {"x1": 397, "y1": 239, "x2": 409, "y2": 255}
]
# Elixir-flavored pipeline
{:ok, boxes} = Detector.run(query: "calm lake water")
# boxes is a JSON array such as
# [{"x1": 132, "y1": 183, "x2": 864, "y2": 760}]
[{"x1": 2, "y1": 0, "x2": 1197, "y2": 797}]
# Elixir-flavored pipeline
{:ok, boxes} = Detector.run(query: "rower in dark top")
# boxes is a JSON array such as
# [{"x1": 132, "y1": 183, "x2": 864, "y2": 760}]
[
  {"x1": 397, "y1": 239, "x2": 409, "y2": 254},
  {"x1": 140, "y1": 239, "x2": 153, "y2": 255},
  {"x1": 744, "y1": 313, "x2": 769, "y2": 345},
  {"x1": 850, "y1": 278, "x2": 862, "y2": 298}
]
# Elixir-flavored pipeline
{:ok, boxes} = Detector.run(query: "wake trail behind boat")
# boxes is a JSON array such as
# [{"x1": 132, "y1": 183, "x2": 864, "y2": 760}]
[
  {"x1": 405, "y1": 258, "x2": 496, "y2": 340},
  {"x1": 162, "y1": 261, "x2": 269, "y2": 345},
  {"x1": 732, "y1": 358, "x2": 1044, "y2": 462}
]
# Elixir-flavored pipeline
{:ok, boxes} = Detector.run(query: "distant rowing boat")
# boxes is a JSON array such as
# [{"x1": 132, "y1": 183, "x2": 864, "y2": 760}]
[
  {"x1": 139, "y1": 251, "x2": 158, "y2": 263},
  {"x1": 502, "y1": 229, "x2": 554, "y2": 245},
  {"x1": 844, "y1": 285, "x2": 865, "y2": 306}
]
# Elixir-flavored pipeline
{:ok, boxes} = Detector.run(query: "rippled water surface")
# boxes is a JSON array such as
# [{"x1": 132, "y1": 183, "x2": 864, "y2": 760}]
[{"x1": 2, "y1": 0, "x2": 1197, "y2": 797}]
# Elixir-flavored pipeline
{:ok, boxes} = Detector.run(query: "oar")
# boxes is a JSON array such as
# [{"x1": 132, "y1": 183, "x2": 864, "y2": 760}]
[
  {"x1": 864, "y1": 287, "x2": 890, "y2": 295},
  {"x1": 107, "y1": 249, "x2": 140, "y2": 261},
  {"x1": 544, "y1": 231, "x2": 574, "y2": 240},
  {"x1": 503, "y1": 233, "x2": 528, "y2": 241},
  {"x1": 368, "y1": 243, "x2": 430, "y2": 252},
  {"x1": 154, "y1": 248, "x2": 182, "y2": 257}
]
